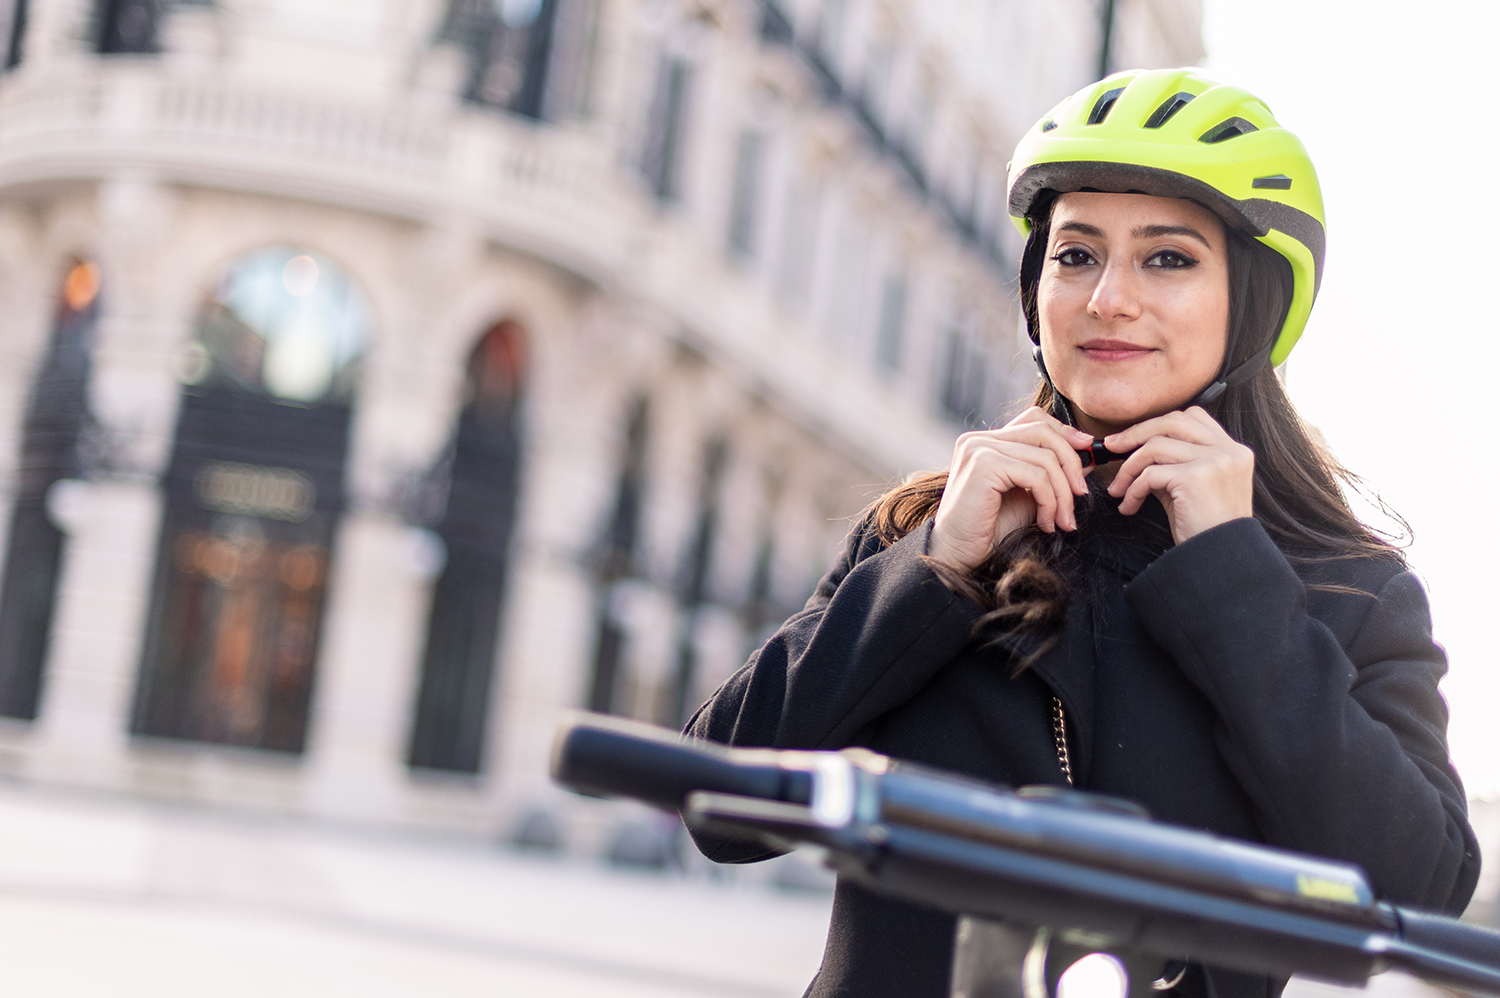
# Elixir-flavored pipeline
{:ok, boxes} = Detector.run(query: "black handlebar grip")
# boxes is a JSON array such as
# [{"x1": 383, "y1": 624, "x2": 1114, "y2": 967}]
[
  {"x1": 1397, "y1": 908, "x2": 1500, "y2": 971},
  {"x1": 550, "y1": 712, "x2": 804, "y2": 812}
]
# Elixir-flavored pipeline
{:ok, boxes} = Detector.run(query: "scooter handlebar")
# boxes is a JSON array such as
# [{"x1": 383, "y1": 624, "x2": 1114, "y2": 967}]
[
  {"x1": 549, "y1": 710, "x2": 812, "y2": 812},
  {"x1": 550, "y1": 713, "x2": 1500, "y2": 995},
  {"x1": 1379, "y1": 909, "x2": 1500, "y2": 992},
  {"x1": 1400, "y1": 909, "x2": 1500, "y2": 967}
]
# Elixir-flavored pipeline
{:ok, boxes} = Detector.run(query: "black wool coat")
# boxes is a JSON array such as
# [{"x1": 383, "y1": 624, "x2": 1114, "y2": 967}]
[{"x1": 685, "y1": 493, "x2": 1480, "y2": 998}]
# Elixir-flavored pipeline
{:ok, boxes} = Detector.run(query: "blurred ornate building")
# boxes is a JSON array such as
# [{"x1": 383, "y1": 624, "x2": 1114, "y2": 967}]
[{"x1": 0, "y1": 0, "x2": 1200, "y2": 834}]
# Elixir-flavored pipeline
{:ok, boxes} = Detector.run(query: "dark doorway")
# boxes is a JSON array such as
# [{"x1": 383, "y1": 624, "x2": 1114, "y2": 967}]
[
  {"x1": 0, "y1": 260, "x2": 101, "y2": 719},
  {"x1": 131, "y1": 248, "x2": 370, "y2": 753},
  {"x1": 407, "y1": 320, "x2": 526, "y2": 774}
]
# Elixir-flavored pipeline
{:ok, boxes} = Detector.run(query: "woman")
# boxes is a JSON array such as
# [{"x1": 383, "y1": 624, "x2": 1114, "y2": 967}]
[{"x1": 686, "y1": 69, "x2": 1480, "y2": 998}]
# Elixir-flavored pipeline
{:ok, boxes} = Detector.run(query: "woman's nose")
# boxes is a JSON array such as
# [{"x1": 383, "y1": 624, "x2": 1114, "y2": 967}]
[{"x1": 1087, "y1": 260, "x2": 1142, "y2": 321}]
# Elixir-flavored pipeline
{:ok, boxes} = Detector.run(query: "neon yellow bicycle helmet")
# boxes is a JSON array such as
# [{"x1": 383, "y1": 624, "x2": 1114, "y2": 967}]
[{"x1": 1008, "y1": 68, "x2": 1325, "y2": 401}]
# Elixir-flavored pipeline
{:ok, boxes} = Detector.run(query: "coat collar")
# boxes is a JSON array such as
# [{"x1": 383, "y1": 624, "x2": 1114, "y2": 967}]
[{"x1": 1083, "y1": 492, "x2": 1173, "y2": 582}]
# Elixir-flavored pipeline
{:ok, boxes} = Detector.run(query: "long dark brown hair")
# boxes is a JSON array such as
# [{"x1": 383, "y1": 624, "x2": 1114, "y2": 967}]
[{"x1": 872, "y1": 199, "x2": 1403, "y2": 670}]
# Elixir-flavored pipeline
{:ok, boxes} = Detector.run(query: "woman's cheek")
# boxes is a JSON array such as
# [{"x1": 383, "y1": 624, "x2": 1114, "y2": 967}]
[{"x1": 1185, "y1": 304, "x2": 1230, "y2": 386}]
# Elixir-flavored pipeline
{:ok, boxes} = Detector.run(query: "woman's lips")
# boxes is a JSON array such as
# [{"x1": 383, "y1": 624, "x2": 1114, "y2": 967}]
[{"x1": 1079, "y1": 339, "x2": 1155, "y2": 362}]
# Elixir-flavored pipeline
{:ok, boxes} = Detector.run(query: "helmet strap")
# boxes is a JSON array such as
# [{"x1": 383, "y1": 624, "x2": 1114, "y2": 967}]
[
  {"x1": 1192, "y1": 236, "x2": 1270, "y2": 407},
  {"x1": 1031, "y1": 343, "x2": 1052, "y2": 386},
  {"x1": 1191, "y1": 338, "x2": 1273, "y2": 406}
]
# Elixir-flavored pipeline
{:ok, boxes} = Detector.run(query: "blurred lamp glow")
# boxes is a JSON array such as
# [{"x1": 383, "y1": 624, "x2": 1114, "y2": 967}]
[
  {"x1": 1056, "y1": 953, "x2": 1129, "y2": 998},
  {"x1": 62, "y1": 261, "x2": 101, "y2": 311}
]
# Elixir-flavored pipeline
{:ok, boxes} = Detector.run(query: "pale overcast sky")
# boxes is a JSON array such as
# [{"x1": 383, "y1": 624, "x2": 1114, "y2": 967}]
[{"x1": 1201, "y1": 0, "x2": 1500, "y2": 795}]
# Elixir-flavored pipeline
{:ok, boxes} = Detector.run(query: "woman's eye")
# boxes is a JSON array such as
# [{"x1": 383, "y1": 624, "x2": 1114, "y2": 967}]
[
  {"x1": 1147, "y1": 250, "x2": 1198, "y2": 269},
  {"x1": 1052, "y1": 249, "x2": 1095, "y2": 267}
]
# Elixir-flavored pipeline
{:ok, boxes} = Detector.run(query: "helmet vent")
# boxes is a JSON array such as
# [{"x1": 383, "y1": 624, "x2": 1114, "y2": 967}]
[
  {"x1": 1252, "y1": 174, "x2": 1293, "y2": 190},
  {"x1": 1144, "y1": 92, "x2": 1195, "y2": 129},
  {"x1": 1041, "y1": 120, "x2": 1057, "y2": 133},
  {"x1": 1199, "y1": 117, "x2": 1259, "y2": 143},
  {"x1": 1086, "y1": 88, "x2": 1126, "y2": 125}
]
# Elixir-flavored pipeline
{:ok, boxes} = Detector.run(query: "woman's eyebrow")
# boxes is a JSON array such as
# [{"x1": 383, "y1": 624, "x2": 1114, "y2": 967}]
[
  {"x1": 1055, "y1": 221, "x2": 1106, "y2": 238},
  {"x1": 1133, "y1": 223, "x2": 1212, "y2": 248}
]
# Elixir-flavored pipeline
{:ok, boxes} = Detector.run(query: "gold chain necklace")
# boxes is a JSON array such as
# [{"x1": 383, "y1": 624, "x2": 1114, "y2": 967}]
[{"x1": 1052, "y1": 697, "x2": 1073, "y2": 787}]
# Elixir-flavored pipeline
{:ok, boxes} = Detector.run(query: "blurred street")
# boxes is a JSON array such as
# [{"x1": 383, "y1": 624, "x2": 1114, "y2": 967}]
[
  {"x1": 0, "y1": 776, "x2": 1459, "y2": 998},
  {"x1": 0, "y1": 780, "x2": 832, "y2": 998}
]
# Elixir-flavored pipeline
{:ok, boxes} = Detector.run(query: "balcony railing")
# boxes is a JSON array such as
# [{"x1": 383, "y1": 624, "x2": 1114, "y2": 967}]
[{"x1": 0, "y1": 63, "x2": 959, "y2": 475}]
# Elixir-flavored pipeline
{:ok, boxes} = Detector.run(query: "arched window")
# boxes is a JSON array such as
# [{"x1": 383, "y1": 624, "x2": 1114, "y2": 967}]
[
  {"x1": 131, "y1": 248, "x2": 370, "y2": 753},
  {"x1": 586, "y1": 395, "x2": 648, "y2": 715},
  {"x1": 407, "y1": 320, "x2": 526, "y2": 773},
  {"x1": 669, "y1": 436, "x2": 726, "y2": 726},
  {"x1": 4, "y1": 0, "x2": 30, "y2": 70},
  {"x1": 96, "y1": 0, "x2": 159, "y2": 55},
  {"x1": 0, "y1": 260, "x2": 101, "y2": 718}
]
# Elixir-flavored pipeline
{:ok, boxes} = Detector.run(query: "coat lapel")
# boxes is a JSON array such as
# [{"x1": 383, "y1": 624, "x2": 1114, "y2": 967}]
[
  {"x1": 987, "y1": 596, "x2": 1098, "y2": 786},
  {"x1": 1028, "y1": 593, "x2": 1097, "y2": 785}
]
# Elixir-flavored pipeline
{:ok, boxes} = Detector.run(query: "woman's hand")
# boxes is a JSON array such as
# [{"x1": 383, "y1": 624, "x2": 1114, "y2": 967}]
[
  {"x1": 929, "y1": 408, "x2": 1095, "y2": 572},
  {"x1": 1104, "y1": 406, "x2": 1254, "y2": 545}
]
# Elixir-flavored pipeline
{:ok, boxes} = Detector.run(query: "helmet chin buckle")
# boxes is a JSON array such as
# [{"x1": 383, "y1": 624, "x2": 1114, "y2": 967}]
[{"x1": 1194, "y1": 380, "x2": 1228, "y2": 406}]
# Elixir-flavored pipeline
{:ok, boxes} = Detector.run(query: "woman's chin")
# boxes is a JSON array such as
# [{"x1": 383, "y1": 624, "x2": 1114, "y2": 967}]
[
  {"x1": 1070, "y1": 396, "x2": 1183, "y2": 434},
  {"x1": 1059, "y1": 375, "x2": 1209, "y2": 430}
]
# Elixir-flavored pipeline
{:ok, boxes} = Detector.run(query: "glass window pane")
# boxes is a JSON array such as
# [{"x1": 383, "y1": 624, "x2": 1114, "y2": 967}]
[{"x1": 192, "y1": 248, "x2": 370, "y2": 404}]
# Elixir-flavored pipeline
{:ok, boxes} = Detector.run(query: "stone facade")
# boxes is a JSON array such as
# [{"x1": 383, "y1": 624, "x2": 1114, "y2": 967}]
[{"x1": 0, "y1": 0, "x2": 1201, "y2": 837}]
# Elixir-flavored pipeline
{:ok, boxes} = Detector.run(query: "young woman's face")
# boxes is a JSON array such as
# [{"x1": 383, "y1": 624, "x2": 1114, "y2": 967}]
[{"x1": 1037, "y1": 192, "x2": 1231, "y2": 437}]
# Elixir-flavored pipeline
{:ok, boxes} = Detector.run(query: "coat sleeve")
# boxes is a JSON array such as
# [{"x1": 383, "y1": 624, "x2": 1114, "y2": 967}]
[
  {"x1": 1124, "y1": 517, "x2": 1480, "y2": 914},
  {"x1": 683, "y1": 517, "x2": 982, "y2": 861}
]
